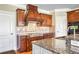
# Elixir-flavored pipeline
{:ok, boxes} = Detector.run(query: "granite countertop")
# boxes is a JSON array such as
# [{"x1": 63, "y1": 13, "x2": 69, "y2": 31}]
[
  {"x1": 66, "y1": 34, "x2": 79, "y2": 41},
  {"x1": 32, "y1": 38, "x2": 79, "y2": 54}
]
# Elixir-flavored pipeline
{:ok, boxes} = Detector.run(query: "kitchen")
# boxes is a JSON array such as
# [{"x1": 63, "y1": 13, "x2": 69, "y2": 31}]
[{"x1": 0, "y1": 4, "x2": 79, "y2": 54}]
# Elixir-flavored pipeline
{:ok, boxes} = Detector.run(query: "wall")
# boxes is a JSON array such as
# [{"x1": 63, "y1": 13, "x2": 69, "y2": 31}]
[
  {"x1": 54, "y1": 9, "x2": 69, "y2": 37},
  {"x1": 0, "y1": 4, "x2": 26, "y2": 12}
]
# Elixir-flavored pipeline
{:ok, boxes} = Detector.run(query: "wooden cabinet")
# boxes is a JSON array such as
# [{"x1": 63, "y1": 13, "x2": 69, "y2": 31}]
[
  {"x1": 18, "y1": 36, "x2": 32, "y2": 52},
  {"x1": 40, "y1": 13, "x2": 47, "y2": 26},
  {"x1": 27, "y1": 4, "x2": 40, "y2": 21},
  {"x1": 27, "y1": 11, "x2": 41, "y2": 22},
  {"x1": 40, "y1": 13, "x2": 52, "y2": 27},
  {"x1": 43, "y1": 33, "x2": 53, "y2": 39},
  {"x1": 27, "y1": 11, "x2": 35, "y2": 21},
  {"x1": 16, "y1": 9, "x2": 25, "y2": 26},
  {"x1": 26, "y1": 4, "x2": 52, "y2": 27},
  {"x1": 67, "y1": 9, "x2": 79, "y2": 23},
  {"x1": 26, "y1": 39, "x2": 32, "y2": 52},
  {"x1": 27, "y1": 11, "x2": 40, "y2": 21},
  {"x1": 27, "y1": 4, "x2": 38, "y2": 12},
  {"x1": 46, "y1": 15, "x2": 52, "y2": 26},
  {"x1": 27, "y1": 12, "x2": 52, "y2": 27},
  {"x1": 19, "y1": 36, "x2": 27, "y2": 52},
  {"x1": 35, "y1": 13, "x2": 41, "y2": 21},
  {"x1": 18, "y1": 33, "x2": 53, "y2": 52}
]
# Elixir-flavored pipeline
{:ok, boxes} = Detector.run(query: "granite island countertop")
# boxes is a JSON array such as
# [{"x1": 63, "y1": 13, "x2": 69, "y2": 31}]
[
  {"x1": 66, "y1": 34, "x2": 79, "y2": 41},
  {"x1": 32, "y1": 38, "x2": 79, "y2": 54}
]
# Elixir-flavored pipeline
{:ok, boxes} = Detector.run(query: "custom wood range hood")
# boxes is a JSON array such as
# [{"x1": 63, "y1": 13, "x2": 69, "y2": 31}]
[{"x1": 26, "y1": 4, "x2": 43, "y2": 25}]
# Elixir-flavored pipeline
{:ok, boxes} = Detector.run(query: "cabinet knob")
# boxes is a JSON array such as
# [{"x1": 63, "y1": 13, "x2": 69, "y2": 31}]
[{"x1": 11, "y1": 33, "x2": 13, "y2": 35}]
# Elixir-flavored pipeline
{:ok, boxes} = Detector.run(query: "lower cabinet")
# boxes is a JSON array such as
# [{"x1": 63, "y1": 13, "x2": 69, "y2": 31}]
[
  {"x1": 32, "y1": 44, "x2": 53, "y2": 54},
  {"x1": 32, "y1": 44, "x2": 41, "y2": 54},
  {"x1": 18, "y1": 36, "x2": 27, "y2": 52},
  {"x1": 18, "y1": 36, "x2": 32, "y2": 52},
  {"x1": 41, "y1": 47, "x2": 53, "y2": 54},
  {"x1": 18, "y1": 35, "x2": 53, "y2": 52},
  {"x1": 26, "y1": 39, "x2": 32, "y2": 52}
]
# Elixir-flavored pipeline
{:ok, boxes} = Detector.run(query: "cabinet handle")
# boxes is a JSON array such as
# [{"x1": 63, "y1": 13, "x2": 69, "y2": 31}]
[{"x1": 11, "y1": 33, "x2": 13, "y2": 35}]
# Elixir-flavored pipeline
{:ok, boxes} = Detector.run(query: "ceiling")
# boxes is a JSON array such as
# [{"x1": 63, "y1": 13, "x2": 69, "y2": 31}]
[{"x1": 35, "y1": 4, "x2": 79, "y2": 11}]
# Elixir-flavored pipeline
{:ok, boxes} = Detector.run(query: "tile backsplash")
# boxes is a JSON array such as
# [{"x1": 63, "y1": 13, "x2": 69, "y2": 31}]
[
  {"x1": 17, "y1": 26, "x2": 50, "y2": 34},
  {"x1": 17, "y1": 21, "x2": 54, "y2": 35}
]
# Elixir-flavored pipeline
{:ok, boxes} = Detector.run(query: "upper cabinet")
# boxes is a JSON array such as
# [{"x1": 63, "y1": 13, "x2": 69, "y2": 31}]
[
  {"x1": 16, "y1": 4, "x2": 52, "y2": 27},
  {"x1": 26, "y1": 4, "x2": 52, "y2": 27},
  {"x1": 27, "y1": 11, "x2": 41, "y2": 21},
  {"x1": 26, "y1": 4, "x2": 41, "y2": 22},
  {"x1": 67, "y1": 9, "x2": 79, "y2": 23},
  {"x1": 40, "y1": 13, "x2": 52, "y2": 27},
  {"x1": 46, "y1": 14, "x2": 52, "y2": 26},
  {"x1": 27, "y1": 4, "x2": 38, "y2": 12},
  {"x1": 16, "y1": 9, "x2": 26, "y2": 26}
]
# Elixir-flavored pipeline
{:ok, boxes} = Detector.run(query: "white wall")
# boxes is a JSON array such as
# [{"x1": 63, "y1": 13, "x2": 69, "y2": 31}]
[
  {"x1": 0, "y1": 4, "x2": 26, "y2": 12},
  {"x1": 54, "y1": 9, "x2": 69, "y2": 37}
]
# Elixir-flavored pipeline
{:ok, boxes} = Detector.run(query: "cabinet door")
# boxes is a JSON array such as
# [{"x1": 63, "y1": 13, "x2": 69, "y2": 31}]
[
  {"x1": 67, "y1": 10, "x2": 79, "y2": 23},
  {"x1": 41, "y1": 47, "x2": 53, "y2": 54},
  {"x1": 41, "y1": 13, "x2": 47, "y2": 26},
  {"x1": 67, "y1": 12, "x2": 76, "y2": 22},
  {"x1": 27, "y1": 11, "x2": 40, "y2": 21},
  {"x1": 32, "y1": 44, "x2": 41, "y2": 54},
  {"x1": 19, "y1": 36, "x2": 27, "y2": 52},
  {"x1": 46, "y1": 15, "x2": 52, "y2": 26},
  {"x1": 41, "y1": 47, "x2": 47, "y2": 54},
  {"x1": 26, "y1": 39, "x2": 32, "y2": 52},
  {"x1": 27, "y1": 11, "x2": 35, "y2": 21},
  {"x1": 35, "y1": 13, "x2": 41, "y2": 21},
  {"x1": 74, "y1": 11, "x2": 79, "y2": 21},
  {"x1": 16, "y1": 9, "x2": 25, "y2": 26},
  {"x1": 67, "y1": 12, "x2": 72, "y2": 22},
  {"x1": 41, "y1": 13, "x2": 52, "y2": 27}
]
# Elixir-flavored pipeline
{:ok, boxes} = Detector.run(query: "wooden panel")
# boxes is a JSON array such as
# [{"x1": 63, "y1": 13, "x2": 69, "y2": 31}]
[
  {"x1": 26, "y1": 4, "x2": 41, "y2": 22},
  {"x1": 26, "y1": 39, "x2": 32, "y2": 52},
  {"x1": 40, "y1": 13, "x2": 47, "y2": 26},
  {"x1": 27, "y1": 11, "x2": 41, "y2": 21},
  {"x1": 67, "y1": 9, "x2": 79, "y2": 23},
  {"x1": 19, "y1": 36, "x2": 27, "y2": 52},
  {"x1": 27, "y1": 11, "x2": 35, "y2": 21},
  {"x1": 43, "y1": 33, "x2": 54, "y2": 39},
  {"x1": 35, "y1": 13, "x2": 41, "y2": 21},
  {"x1": 40, "y1": 13, "x2": 52, "y2": 27},
  {"x1": 27, "y1": 4, "x2": 38, "y2": 12},
  {"x1": 16, "y1": 9, "x2": 25, "y2": 26},
  {"x1": 46, "y1": 15, "x2": 52, "y2": 26}
]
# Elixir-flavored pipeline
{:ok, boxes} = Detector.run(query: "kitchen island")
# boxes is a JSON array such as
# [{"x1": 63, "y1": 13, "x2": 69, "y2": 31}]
[
  {"x1": 66, "y1": 34, "x2": 79, "y2": 53},
  {"x1": 32, "y1": 37, "x2": 79, "y2": 54}
]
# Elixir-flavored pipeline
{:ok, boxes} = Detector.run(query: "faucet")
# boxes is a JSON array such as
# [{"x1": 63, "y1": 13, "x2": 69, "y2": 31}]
[
  {"x1": 73, "y1": 27, "x2": 76, "y2": 39},
  {"x1": 68, "y1": 26, "x2": 76, "y2": 39}
]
